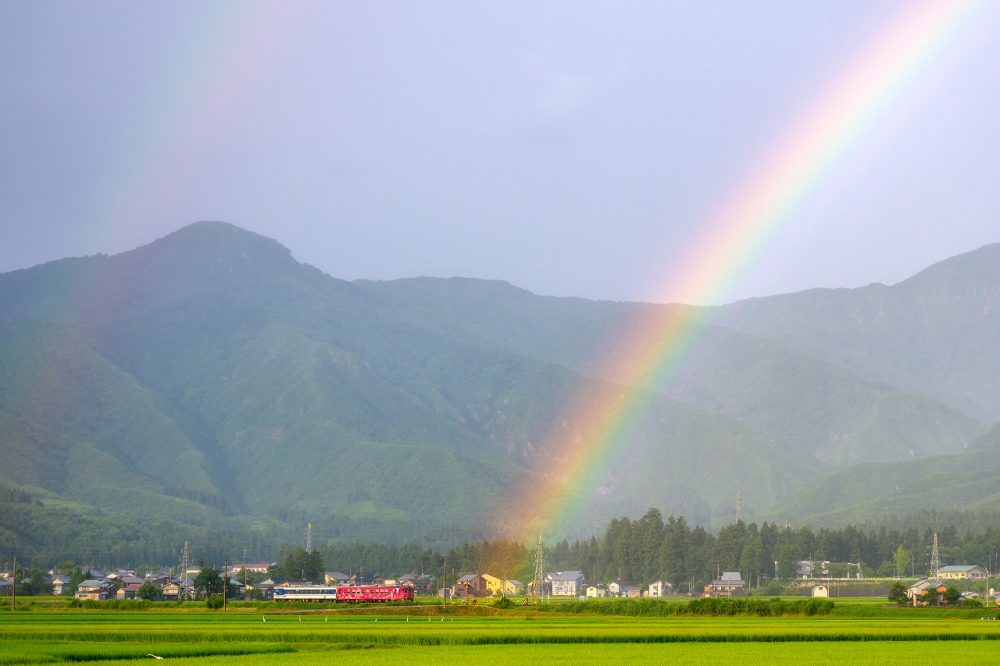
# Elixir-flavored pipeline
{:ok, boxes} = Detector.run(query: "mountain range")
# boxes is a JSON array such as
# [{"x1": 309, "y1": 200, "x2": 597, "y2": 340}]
[{"x1": 2, "y1": 221, "x2": 999, "y2": 556}]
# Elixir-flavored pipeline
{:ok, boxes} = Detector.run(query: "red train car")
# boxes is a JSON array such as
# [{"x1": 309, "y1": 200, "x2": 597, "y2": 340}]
[
  {"x1": 335, "y1": 585, "x2": 414, "y2": 603},
  {"x1": 273, "y1": 584, "x2": 415, "y2": 603}
]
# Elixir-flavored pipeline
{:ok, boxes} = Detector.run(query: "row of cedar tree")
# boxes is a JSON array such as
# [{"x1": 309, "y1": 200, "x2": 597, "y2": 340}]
[
  {"x1": 11, "y1": 508, "x2": 1000, "y2": 595},
  {"x1": 311, "y1": 509, "x2": 1000, "y2": 594}
]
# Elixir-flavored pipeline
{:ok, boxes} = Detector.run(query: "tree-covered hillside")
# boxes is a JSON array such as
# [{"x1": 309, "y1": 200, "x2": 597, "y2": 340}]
[{"x1": 2, "y1": 222, "x2": 998, "y2": 551}]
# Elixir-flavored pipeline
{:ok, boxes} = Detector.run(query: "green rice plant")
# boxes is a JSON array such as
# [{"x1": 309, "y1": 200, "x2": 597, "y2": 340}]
[{"x1": 536, "y1": 597, "x2": 834, "y2": 617}]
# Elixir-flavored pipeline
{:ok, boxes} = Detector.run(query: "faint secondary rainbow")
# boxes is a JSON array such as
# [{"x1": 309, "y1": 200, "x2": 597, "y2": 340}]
[
  {"x1": 95, "y1": 1, "x2": 301, "y2": 253},
  {"x1": 511, "y1": 0, "x2": 984, "y2": 542}
]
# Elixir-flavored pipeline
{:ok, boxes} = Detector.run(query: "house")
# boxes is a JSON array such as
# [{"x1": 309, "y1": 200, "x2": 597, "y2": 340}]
[
  {"x1": 648, "y1": 581, "x2": 673, "y2": 598},
  {"x1": 928, "y1": 583, "x2": 950, "y2": 606},
  {"x1": 145, "y1": 572, "x2": 172, "y2": 588},
  {"x1": 908, "y1": 579, "x2": 952, "y2": 606},
  {"x1": 906, "y1": 578, "x2": 933, "y2": 604},
  {"x1": 255, "y1": 579, "x2": 277, "y2": 600},
  {"x1": 704, "y1": 572, "x2": 746, "y2": 598},
  {"x1": 116, "y1": 583, "x2": 144, "y2": 600},
  {"x1": 0, "y1": 579, "x2": 12, "y2": 596},
  {"x1": 585, "y1": 585, "x2": 606, "y2": 598},
  {"x1": 795, "y1": 561, "x2": 830, "y2": 578},
  {"x1": 75, "y1": 580, "x2": 115, "y2": 601},
  {"x1": 161, "y1": 581, "x2": 182, "y2": 601},
  {"x1": 228, "y1": 579, "x2": 246, "y2": 597},
  {"x1": 51, "y1": 575, "x2": 72, "y2": 596},
  {"x1": 230, "y1": 563, "x2": 273, "y2": 575},
  {"x1": 398, "y1": 573, "x2": 436, "y2": 592},
  {"x1": 161, "y1": 580, "x2": 196, "y2": 601},
  {"x1": 607, "y1": 582, "x2": 623, "y2": 596},
  {"x1": 111, "y1": 573, "x2": 144, "y2": 589},
  {"x1": 481, "y1": 574, "x2": 522, "y2": 596},
  {"x1": 937, "y1": 565, "x2": 986, "y2": 580},
  {"x1": 547, "y1": 571, "x2": 585, "y2": 597},
  {"x1": 324, "y1": 571, "x2": 351, "y2": 585},
  {"x1": 453, "y1": 574, "x2": 489, "y2": 598}
]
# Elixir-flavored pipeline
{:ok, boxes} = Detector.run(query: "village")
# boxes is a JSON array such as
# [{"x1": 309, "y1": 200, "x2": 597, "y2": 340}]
[{"x1": 2, "y1": 558, "x2": 995, "y2": 607}]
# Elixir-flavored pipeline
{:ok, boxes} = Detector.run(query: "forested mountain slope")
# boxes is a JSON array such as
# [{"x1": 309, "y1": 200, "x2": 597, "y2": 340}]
[{"x1": 1, "y1": 222, "x2": 997, "y2": 551}]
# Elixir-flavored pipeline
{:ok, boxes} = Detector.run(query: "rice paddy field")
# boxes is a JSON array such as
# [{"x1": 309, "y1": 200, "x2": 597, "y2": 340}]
[{"x1": 4, "y1": 598, "x2": 1000, "y2": 664}]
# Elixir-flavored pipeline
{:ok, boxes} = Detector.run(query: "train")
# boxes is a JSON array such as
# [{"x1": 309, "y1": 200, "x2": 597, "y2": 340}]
[{"x1": 273, "y1": 584, "x2": 414, "y2": 603}]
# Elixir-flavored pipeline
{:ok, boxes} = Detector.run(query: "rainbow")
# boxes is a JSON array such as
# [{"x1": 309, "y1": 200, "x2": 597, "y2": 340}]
[
  {"x1": 512, "y1": 0, "x2": 984, "y2": 541},
  {"x1": 98, "y1": 1, "x2": 301, "y2": 252}
]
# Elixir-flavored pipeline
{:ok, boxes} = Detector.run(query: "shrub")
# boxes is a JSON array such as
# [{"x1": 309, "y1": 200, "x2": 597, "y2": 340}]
[
  {"x1": 206, "y1": 595, "x2": 224, "y2": 610},
  {"x1": 888, "y1": 582, "x2": 908, "y2": 606}
]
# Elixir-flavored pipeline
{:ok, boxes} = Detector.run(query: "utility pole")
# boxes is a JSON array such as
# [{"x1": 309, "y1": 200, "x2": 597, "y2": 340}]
[
  {"x1": 242, "y1": 547, "x2": 249, "y2": 601},
  {"x1": 223, "y1": 559, "x2": 228, "y2": 613},
  {"x1": 11, "y1": 555, "x2": 15, "y2": 611}
]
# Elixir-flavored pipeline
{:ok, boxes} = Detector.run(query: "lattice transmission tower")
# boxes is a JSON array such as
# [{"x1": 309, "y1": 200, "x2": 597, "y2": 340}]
[
  {"x1": 530, "y1": 535, "x2": 545, "y2": 603},
  {"x1": 929, "y1": 533, "x2": 942, "y2": 578},
  {"x1": 179, "y1": 540, "x2": 190, "y2": 600},
  {"x1": 305, "y1": 522, "x2": 314, "y2": 553}
]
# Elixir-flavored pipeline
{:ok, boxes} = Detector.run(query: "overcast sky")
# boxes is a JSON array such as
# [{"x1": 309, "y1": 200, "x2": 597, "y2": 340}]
[{"x1": 2, "y1": 0, "x2": 998, "y2": 304}]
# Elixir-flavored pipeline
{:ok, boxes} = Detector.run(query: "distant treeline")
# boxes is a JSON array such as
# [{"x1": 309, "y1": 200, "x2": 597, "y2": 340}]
[
  {"x1": 8, "y1": 490, "x2": 1000, "y2": 590},
  {"x1": 318, "y1": 508, "x2": 1000, "y2": 592}
]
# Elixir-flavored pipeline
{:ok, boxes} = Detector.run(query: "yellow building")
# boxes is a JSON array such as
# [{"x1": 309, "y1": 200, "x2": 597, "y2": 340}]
[
  {"x1": 481, "y1": 574, "x2": 523, "y2": 596},
  {"x1": 937, "y1": 565, "x2": 986, "y2": 580}
]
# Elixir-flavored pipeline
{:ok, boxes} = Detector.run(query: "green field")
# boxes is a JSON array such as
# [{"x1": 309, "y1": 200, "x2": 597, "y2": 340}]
[{"x1": 5, "y1": 598, "x2": 1000, "y2": 664}]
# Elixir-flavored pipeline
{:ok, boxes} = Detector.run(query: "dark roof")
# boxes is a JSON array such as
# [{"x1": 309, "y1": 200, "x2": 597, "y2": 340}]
[
  {"x1": 547, "y1": 571, "x2": 584, "y2": 582},
  {"x1": 78, "y1": 579, "x2": 114, "y2": 588}
]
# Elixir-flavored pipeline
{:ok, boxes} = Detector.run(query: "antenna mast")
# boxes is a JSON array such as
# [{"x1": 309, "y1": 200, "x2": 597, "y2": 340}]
[
  {"x1": 736, "y1": 490, "x2": 743, "y2": 522},
  {"x1": 930, "y1": 533, "x2": 942, "y2": 578}
]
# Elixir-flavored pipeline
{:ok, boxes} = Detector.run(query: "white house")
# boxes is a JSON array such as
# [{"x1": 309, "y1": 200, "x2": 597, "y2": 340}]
[
  {"x1": 585, "y1": 585, "x2": 606, "y2": 598},
  {"x1": 547, "y1": 571, "x2": 585, "y2": 596},
  {"x1": 647, "y1": 580, "x2": 673, "y2": 598}
]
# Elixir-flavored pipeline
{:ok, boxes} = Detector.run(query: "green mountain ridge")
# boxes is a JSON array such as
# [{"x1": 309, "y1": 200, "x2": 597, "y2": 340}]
[
  {"x1": 713, "y1": 243, "x2": 1000, "y2": 422},
  {"x1": 1, "y1": 221, "x2": 998, "y2": 554},
  {"x1": 771, "y1": 426, "x2": 1000, "y2": 526},
  {"x1": 358, "y1": 276, "x2": 982, "y2": 467}
]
